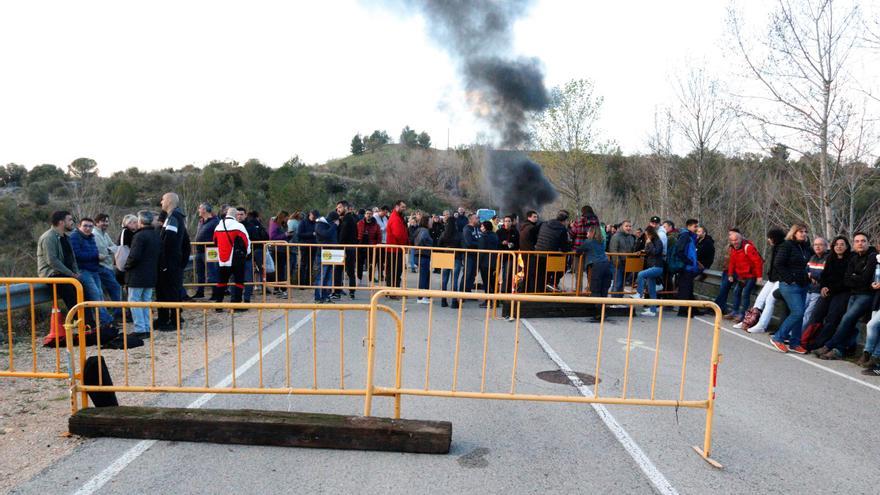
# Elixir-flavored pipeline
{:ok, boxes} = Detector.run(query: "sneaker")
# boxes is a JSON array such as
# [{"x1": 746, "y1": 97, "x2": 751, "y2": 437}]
[
  {"x1": 864, "y1": 356, "x2": 880, "y2": 369},
  {"x1": 450, "y1": 302, "x2": 460, "y2": 309},
  {"x1": 609, "y1": 304, "x2": 627, "y2": 309},
  {"x1": 330, "y1": 293, "x2": 342, "y2": 300},
  {"x1": 819, "y1": 348, "x2": 843, "y2": 360},
  {"x1": 313, "y1": 299, "x2": 323, "y2": 304},
  {"x1": 626, "y1": 293, "x2": 642, "y2": 299},
  {"x1": 860, "y1": 367, "x2": 880, "y2": 376},
  {"x1": 655, "y1": 284, "x2": 664, "y2": 291},
  {"x1": 789, "y1": 345, "x2": 808, "y2": 354},
  {"x1": 623, "y1": 287, "x2": 636, "y2": 294},
  {"x1": 747, "y1": 326, "x2": 767, "y2": 334},
  {"x1": 441, "y1": 299, "x2": 449, "y2": 308},
  {"x1": 641, "y1": 309, "x2": 657, "y2": 317},
  {"x1": 769, "y1": 338, "x2": 789, "y2": 353},
  {"x1": 856, "y1": 351, "x2": 871, "y2": 367},
  {"x1": 417, "y1": 298, "x2": 431, "y2": 304},
  {"x1": 350, "y1": 292, "x2": 356, "y2": 300},
  {"x1": 732, "y1": 322, "x2": 744, "y2": 329},
  {"x1": 545, "y1": 284, "x2": 559, "y2": 292},
  {"x1": 722, "y1": 313, "x2": 737, "y2": 320}
]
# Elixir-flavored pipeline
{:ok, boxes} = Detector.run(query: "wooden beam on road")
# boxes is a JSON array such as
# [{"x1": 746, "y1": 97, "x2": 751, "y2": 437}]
[{"x1": 69, "y1": 406, "x2": 452, "y2": 454}]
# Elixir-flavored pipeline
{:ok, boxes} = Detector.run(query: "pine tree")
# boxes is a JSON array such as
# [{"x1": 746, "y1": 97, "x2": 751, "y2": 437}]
[{"x1": 351, "y1": 134, "x2": 365, "y2": 155}]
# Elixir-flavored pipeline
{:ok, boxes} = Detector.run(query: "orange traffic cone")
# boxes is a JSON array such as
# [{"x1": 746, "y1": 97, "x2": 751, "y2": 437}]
[{"x1": 42, "y1": 307, "x2": 66, "y2": 347}]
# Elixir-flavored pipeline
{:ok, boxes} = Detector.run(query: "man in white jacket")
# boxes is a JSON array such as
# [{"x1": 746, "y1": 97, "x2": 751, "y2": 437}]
[{"x1": 211, "y1": 207, "x2": 251, "y2": 307}]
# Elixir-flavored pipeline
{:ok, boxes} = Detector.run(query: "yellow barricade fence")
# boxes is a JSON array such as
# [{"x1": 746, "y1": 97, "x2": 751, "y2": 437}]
[
  {"x1": 62, "y1": 301, "x2": 404, "y2": 416},
  {"x1": 365, "y1": 289, "x2": 724, "y2": 466},
  {"x1": 0, "y1": 277, "x2": 85, "y2": 382},
  {"x1": 189, "y1": 240, "x2": 653, "y2": 298}
]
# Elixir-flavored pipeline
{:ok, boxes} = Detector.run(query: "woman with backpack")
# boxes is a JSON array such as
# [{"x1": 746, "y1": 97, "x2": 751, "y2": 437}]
[
  {"x1": 769, "y1": 223, "x2": 812, "y2": 354},
  {"x1": 735, "y1": 228, "x2": 786, "y2": 332}
]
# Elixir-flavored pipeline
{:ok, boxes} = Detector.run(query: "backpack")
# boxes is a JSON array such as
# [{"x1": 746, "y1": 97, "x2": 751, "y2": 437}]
[{"x1": 666, "y1": 236, "x2": 684, "y2": 273}]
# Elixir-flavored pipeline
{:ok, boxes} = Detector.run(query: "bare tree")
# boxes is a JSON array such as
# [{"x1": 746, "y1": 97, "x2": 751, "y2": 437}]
[
  {"x1": 670, "y1": 66, "x2": 735, "y2": 219},
  {"x1": 645, "y1": 109, "x2": 676, "y2": 220},
  {"x1": 729, "y1": 0, "x2": 863, "y2": 238}
]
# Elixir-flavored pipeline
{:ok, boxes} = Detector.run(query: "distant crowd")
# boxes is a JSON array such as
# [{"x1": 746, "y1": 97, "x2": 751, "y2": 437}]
[{"x1": 34, "y1": 192, "x2": 880, "y2": 376}]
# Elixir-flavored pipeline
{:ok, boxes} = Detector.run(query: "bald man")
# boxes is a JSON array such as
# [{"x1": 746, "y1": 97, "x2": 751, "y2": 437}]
[{"x1": 155, "y1": 192, "x2": 190, "y2": 330}]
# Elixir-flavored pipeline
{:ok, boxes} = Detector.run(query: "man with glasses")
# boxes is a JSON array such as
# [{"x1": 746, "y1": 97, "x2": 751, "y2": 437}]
[
  {"x1": 69, "y1": 218, "x2": 114, "y2": 327},
  {"x1": 93, "y1": 213, "x2": 123, "y2": 317}
]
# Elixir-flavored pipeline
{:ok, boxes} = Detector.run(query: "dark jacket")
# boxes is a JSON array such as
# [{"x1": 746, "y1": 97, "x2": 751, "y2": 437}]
[
  {"x1": 124, "y1": 226, "x2": 161, "y2": 288},
  {"x1": 69, "y1": 229, "x2": 101, "y2": 272},
  {"x1": 820, "y1": 252, "x2": 851, "y2": 295},
  {"x1": 478, "y1": 231, "x2": 500, "y2": 268},
  {"x1": 644, "y1": 239, "x2": 665, "y2": 269},
  {"x1": 843, "y1": 247, "x2": 878, "y2": 295},
  {"x1": 413, "y1": 226, "x2": 433, "y2": 258},
  {"x1": 518, "y1": 221, "x2": 538, "y2": 251},
  {"x1": 438, "y1": 223, "x2": 462, "y2": 261},
  {"x1": 194, "y1": 215, "x2": 219, "y2": 253},
  {"x1": 314, "y1": 218, "x2": 338, "y2": 244},
  {"x1": 455, "y1": 215, "x2": 468, "y2": 233},
  {"x1": 430, "y1": 221, "x2": 445, "y2": 243},
  {"x1": 535, "y1": 220, "x2": 570, "y2": 252},
  {"x1": 767, "y1": 244, "x2": 782, "y2": 282},
  {"x1": 356, "y1": 218, "x2": 381, "y2": 245},
  {"x1": 339, "y1": 213, "x2": 358, "y2": 244},
  {"x1": 461, "y1": 224, "x2": 481, "y2": 250},
  {"x1": 696, "y1": 235, "x2": 715, "y2": 270},
  {"x1": 773, "y1": 239, "x2": 810, "y2": 285},
  {"x1": 497, "y1": 227, "x2": 519, "y2": 250},
  {"x1": 160, "y1": 207, "x2": 188, "y2": 272},
  {"x1": 297, "y1": 217, "x2": 317, "y2": 244}
]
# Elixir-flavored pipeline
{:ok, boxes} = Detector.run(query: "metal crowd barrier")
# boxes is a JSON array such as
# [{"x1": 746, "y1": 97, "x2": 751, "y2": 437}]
[
  {"x1": 0, "y1": 278, "x2": 85, "y2": 384},
  {"x1": 188, "y1": 240, "x2": 655, "y2": 299},
  {"x1": 365, "y1": 289, "x2": 723, "y2": 466}
]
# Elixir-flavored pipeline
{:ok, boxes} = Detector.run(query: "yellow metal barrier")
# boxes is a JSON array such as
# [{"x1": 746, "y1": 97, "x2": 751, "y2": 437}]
[
  {"x1": 0, "y1": 277, "x2": 85, "y2": 382},
  {"x1": 365, "y1": 288, "x2": 724, "y2": 467},
  {"x1": 62, "y1": 300, "x2": 403, "y2": 416}
]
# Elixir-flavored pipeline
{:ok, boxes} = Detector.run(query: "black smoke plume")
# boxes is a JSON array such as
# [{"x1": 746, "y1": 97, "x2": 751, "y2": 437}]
[{"x1": 389, "y1": 0, "x2": 559, "y2": 215}]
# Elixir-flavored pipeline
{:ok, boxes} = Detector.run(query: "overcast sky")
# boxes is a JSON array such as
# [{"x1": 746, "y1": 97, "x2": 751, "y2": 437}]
[{"x1": 1, "y1": 0, "x2": 868, "y2": 174}]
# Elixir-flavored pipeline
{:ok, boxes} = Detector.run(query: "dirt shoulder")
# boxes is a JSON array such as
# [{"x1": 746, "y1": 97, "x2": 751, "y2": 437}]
[{"x1": 0, "y1": 289, "x2": 317, "y2": 493}]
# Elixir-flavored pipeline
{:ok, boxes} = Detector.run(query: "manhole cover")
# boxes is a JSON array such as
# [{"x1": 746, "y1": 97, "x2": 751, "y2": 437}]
[{"x1": 536, "y1": 370, "x2": 599, "y2": 386}]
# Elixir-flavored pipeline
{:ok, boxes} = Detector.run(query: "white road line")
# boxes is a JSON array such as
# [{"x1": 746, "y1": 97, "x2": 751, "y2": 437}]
[
  {"x1": 521, "y1": 318, "x2": 679, "y2": 495},
  {"x1": 70, "y1": 312, "x2": 314, "y2": 495},
  {"x1": 694, "y1": 317, "x2": 880, "y2": 394}
]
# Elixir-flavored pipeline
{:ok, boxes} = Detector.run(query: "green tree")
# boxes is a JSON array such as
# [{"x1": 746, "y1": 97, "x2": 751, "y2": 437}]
[
  {"x1": 268, "y1": 157, "x2": 325, "y2": 212},
  {"x1": 417, "y1": 131, "x2": 432, "y2": 149},
  {"x1": 364, "y1": 130, "x2": 390, "y2": 152},
  {"x1": 400, "y1": 126, "x2": 418, "y2": 147},
  {"x1": 26, "y1": 182, "x2": 50, "y2": 205},
  {"x1": 104, "y1": 178, "x2": 137, "y2": 206},
  {"x1": 350, "y1": 134, "x2": 365, "y2": 155},
  {"x1": 27, "y1": 164, "x2": 66, "y2": 184},
  {"x1": 68, "y1": 157, "x2": 98, "y2": 179},
  {"x1": 0, "y1": 163, "x2": 28, "y2": 187}
]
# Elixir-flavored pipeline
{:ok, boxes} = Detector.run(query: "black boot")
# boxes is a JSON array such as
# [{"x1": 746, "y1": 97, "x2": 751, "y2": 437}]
[{"x1": 441, "y1": 298, "x2": 448, "y2": 307}]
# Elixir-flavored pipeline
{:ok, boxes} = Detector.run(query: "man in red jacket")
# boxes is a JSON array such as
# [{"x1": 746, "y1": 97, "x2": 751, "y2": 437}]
[
  {"x1": 716, "y1": 230, "x2": 763, "y2": 322},
  {"x1": 384, "y1": 200, "x2": 409, "y2": 288},
  {"x1": 211, "y1": 207, "x2": 251, "y2": 307},
  {"x1": 356, "y1": 208, "x2": 382, "y2": 281}
]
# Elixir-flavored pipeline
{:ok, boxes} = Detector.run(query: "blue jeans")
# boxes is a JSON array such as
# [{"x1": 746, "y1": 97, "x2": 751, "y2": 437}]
[
  {"x1": 451, "y1": 258, "x2": 464, "y2": 292},
  {"x1": 409, "y1": 248, "x2": 417, "y2": 270},
  {"x1": 127, "y1": 287, "x2": 153, "y2": 334},
  {"x1": 194, "y1": 252, "x2": 219, "y2": 294},
  {"x1": 418, "y1": 256, "x2": 431, "y2": 290},
  {"x1": 825, "y1": 293, "x2": 875, "y2": 352},
  {"x1": 462, "y1": 253, "x2": 478, "y2": 293},
  {"x1": 636, "y1": 267, "x2": 664, "y2": 311},
  {"x1": 98, "y1": 266, "x2": 123, "y2": 319},
  {"x1": 865, "y1": 310, "x2": 880, "y2": 358},
  {"x1": 314, "y1": 264, "x2": 333, "y2": 302},
  {"x1": 611, "y1": 260, "x2": 626, "y2": 297},
  {"x1": 589, "y1": 261, "x2": 612, "y2": 298},
  {"x1": 233, "y1": 259, "x2": 254, "y2": 302},
  {"x1": 731, "y1": 278, "x2": 756, "y2": 318},
  {"x1": 79, "y1": 270, "x2": 114, "y2": 324},
  {"x1": 773, "y1": 282, "x2": 807, "y2": 347}
]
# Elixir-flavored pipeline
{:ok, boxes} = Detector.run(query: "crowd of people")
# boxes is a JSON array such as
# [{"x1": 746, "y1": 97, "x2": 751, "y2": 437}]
[{"x1": 34, "y1": 191, "x2": 880, "y2": 376}]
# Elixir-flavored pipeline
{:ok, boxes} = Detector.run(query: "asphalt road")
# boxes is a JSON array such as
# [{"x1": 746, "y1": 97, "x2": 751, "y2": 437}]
[{"x1": 10, "y1": 282, "x2": 880, "y2": 494}]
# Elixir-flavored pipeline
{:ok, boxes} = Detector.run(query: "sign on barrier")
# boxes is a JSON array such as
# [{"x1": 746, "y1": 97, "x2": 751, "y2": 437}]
[
  {"x1": 206, "y1": 247, "x2": 219, "y2": 262},
  {"x1": 321, "y1": 249, "x2": 345, "y2": 265}
]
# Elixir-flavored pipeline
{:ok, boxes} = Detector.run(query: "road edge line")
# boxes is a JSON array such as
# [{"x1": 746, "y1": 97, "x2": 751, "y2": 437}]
[{"x1": 521, "y1": 318, "x2": 680, "y2": 495}]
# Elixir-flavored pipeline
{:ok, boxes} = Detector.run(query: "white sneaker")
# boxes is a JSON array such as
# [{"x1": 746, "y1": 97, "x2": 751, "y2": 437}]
[
  {"x1": 610, "y1": 304, "x2": 627, "y2": 309},
  {"x1": 623, "y1": 287, "x2": 636, "y2": 294},
  {"x1": 546, "y1": 284, "x2": 559, "y2": 292},
  {"x1": 641, "y1": 309, "x2": 657, "y2": 317},
  {"x1": 747, "y1": 326, "x2": 766, "y2": 334},
  {"x1": 656, "y1": 284, "x2": 664, "y2": 291},
  {"x1": 416, "y1": 298, "x2": 431, "y2": 304},
  {"x1": 626, "y1": 293, "x2": 642, "y2": 299},
  {"x1": 732, "y1": 322, "x2": 744, "y2": 329}
]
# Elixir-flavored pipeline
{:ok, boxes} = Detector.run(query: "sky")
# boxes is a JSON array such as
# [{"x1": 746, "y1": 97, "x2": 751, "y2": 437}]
[{"x1": 0, "y1": 0, "x2": 863, "y2": 174}]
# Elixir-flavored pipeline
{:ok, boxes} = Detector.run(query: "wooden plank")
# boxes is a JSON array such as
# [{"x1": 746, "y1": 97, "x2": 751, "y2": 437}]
[{"x1": 69, "y1": 406, "x2": 451, "y2": 454}]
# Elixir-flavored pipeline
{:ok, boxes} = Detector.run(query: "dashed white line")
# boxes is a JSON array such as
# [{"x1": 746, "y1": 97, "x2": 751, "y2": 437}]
[
  {"x1": 694, "y1": 317, "x2": 880, "y2": 394},
  {"x1": 522, "y1": 318, "x2": 680, "y2": 495},
  {"x1": 70, "y1": 312, "x2": 314, "y2": 495}
]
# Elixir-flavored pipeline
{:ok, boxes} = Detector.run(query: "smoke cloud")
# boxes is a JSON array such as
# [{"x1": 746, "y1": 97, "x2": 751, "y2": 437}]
[{"x1": 389, "y1": 0, "x2": 558, "y2": 215}]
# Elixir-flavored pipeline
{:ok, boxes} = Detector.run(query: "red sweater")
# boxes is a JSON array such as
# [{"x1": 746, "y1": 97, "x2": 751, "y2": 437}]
[
  {"x1": 385, "y1": 210, "x2": 409, "y2": 247},
  {"x1": 727, "y1": 240, "x2": 763, "y2": 279},
  {"x1": 357, "y1": 218, "x2": 381, "y2": 245}
]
